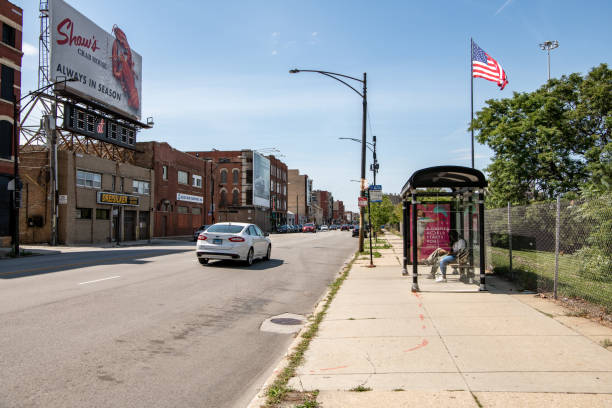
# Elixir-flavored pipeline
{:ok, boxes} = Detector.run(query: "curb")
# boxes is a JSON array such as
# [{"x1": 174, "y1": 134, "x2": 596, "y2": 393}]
[{"x1": 246, "y1": 251, "x2": 356, "y2": 408}]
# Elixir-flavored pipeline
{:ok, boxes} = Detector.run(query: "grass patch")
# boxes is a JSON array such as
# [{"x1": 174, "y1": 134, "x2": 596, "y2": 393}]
[
  {"x1": 392, "y1": 388, "x2": 404, "y2": 392},
  {"x1": 294, "y1": 391, "x2": 320, "y2": 408},
  {"x1": 601, "y1": 338, "x2": 612, "y2": 348},
  {"x1": 489, "y1": 247, "x2": 612, "y2": 311},
  {"x1": 349, "y1": 385, "x2": 372, "y2": 392},
  {"x1": 359, "y1": 251, "x2": 382, "y2": 258},
  {"x1": 264, "y1": 252, "x2": 359, "y2": 407},
  {"x1": 566, "y1": 309, "x2": 589, "y2": 318}
]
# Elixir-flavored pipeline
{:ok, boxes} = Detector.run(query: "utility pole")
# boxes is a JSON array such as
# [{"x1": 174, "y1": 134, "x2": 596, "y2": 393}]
[
  {"x1": 539, "y1": 40, "x2": 559, "y2": 82},
  {"x1": 11, "y1": 95, "x2": 20, "y2": 256}
]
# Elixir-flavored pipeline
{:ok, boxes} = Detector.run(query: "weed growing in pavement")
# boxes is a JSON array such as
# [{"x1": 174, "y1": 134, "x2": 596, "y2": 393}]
[
  {"x1": 294, "y1": 391, "x2": 320, "y2": 408},
  {"x1": 566, "y1": 309, "x2": 589, "y2": 318},
  {"x1": 349, "y1": 385, "x2": 372, "y2": 392},
  {"x1": 601, "y1": 338, "x2": 612, "y2": 348},
  {"x1": 263, "y1": 252, "x2": 359, "y2": 407},
  {"x1": 392, "y1": 388, "x2": 405, "y2": 392}
]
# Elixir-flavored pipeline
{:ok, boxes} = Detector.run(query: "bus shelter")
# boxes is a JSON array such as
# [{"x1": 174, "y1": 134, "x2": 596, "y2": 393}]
[{"x1": 400, "y1": 166, "x2": 488, "y2": 292}]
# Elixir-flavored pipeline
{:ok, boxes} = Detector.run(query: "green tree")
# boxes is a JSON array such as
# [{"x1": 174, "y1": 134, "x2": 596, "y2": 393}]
[
  {"x1": 471, "y1": 63, "x2": 611, "y2": 207},
  {"x1": 367, "y1": 195, "x2": 394, "y2": 231}
]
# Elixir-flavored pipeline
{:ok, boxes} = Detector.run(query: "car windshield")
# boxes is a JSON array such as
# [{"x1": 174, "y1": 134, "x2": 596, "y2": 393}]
[
  {"x1": 305, "y1": 223, "x2": 314, "y2": 227},
  {"x1": 206, "y1": 224, "x2": 245, "y2": 234}
]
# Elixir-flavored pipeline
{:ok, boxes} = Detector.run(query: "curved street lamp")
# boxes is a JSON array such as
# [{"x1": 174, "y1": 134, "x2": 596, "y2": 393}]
[{"x1": 290, "y1": 68, "x2": 368, "y2": 252}]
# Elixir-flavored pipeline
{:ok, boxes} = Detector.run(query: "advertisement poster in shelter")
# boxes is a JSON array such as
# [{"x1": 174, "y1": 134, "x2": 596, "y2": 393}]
[
  {"x1": 410, "y1": 203, "x2": 451, "y2": 262},
  {"x1": 253, "y1": 152, "x2": 270, "y2": 208},
  {"x1": 49, "y1": 0, "x2": 142, "y2": 120}
]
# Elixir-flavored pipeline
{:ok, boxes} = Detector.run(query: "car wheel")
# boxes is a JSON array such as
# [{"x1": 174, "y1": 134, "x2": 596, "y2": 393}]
[
  {"x1": 264, "y1": 245, "x2": 271, "y2": 261},
  {"x1": 198, "y1": 258, "x2": 209, "y2": 265},
  {"x1": 245, "y1": 248, "x2": 254, "y2": 266}
]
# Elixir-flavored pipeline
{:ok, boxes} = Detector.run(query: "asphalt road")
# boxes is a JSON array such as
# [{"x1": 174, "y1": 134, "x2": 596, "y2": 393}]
[{"x1": 0, "y1": 230, "x2": 356, "y2": 408}]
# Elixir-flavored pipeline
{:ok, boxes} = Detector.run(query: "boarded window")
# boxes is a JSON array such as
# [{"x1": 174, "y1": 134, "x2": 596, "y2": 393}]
[
  {"x1": 0, "y1": 120, "x2": 12, "y2": 160},
  {"x1": 1, "y1": 65, "x2": 14, "y2": 101},
  {"x1": 177, "y1": 206, "x2": 188, "y2": 214},
  {"x1": 178, "y1": 171, "x2": 188, "y2": 185},
  {"x1": 96, "y1": 209, "x2": 110, "y2": 220},
  {"x1": 76, "y1": 208, "x2": 92, "y2": 219}
]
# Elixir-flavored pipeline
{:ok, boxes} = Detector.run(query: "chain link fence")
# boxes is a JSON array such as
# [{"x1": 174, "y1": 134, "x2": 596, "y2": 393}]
[{"x1": 485, "y1": 196, "x2": 612, "y2": 312}]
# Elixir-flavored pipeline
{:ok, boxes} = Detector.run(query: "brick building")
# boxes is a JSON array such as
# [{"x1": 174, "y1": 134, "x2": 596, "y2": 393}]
[
  {"x1": 187, "y1": 149, "x2": 274, "y2": 232},
  {"x1": 313, "y1": 190, "x2": 333, "y2": 225},
  {"x1": 18, "y1": 149, "x2": 153, "y2": 244},
  {"x1": 133, "y1": 142, "x2": 208, "y2": 238},
  {"x1": 288, "y1": 170, "x2": 310, "y2": 224},
  {"x1": 268, "y1": 154, "x2": 288, "y2": 229},
  {"x1": 332, "y1": 200, "x2": 345, "y2": 224},
  {"x1": 0, "y1": 0, "x2": 22, "y2": 247}
]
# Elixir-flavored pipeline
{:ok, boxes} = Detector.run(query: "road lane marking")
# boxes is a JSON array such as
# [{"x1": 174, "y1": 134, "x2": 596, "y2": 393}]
[{"x1": 78, "y1": 276, "x2": 121, "y2": 285}]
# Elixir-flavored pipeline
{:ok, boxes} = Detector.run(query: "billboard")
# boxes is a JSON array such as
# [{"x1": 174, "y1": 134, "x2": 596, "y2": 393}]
[
  {"x1": 410, "y1": 203, "x2": 451, "y2": 262},
  {"x1": 253, "y1": 152, "x2": 270, "y2": 208},
  {"x1": 50, "y1": 0, "x2": 142, "y2": 120}
]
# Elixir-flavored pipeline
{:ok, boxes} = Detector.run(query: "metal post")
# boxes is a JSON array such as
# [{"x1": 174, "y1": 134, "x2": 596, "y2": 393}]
[
  {"x1": 210, "y1": 161, "x2": 215, "y2": 224},
  {"x1": 358, "y1": 72, "x2": 367, "y2": 253},
  {"x1": 554, "y1": 196, "x2": 560, "y2": 299},
  {"x1": 411, "y1": 193, "x2": 419, "y2": 292},
  {"x1": 367, "y1": 188, "x2": 375, "y2": 268},
  {"x1": 470, "y1": 37, "x2": 474, "y2": 169},
  {"x1": 372, "y1": 135, "x2": 377, "y2": 186},
  {"x1": 12, "y1": 96, "x2": 19, "y2": 256},
  {"x1": 478, "y1": 190, "x2": 486, "y2": 291},
  {"x1": 547, "y1": 48, "x2": 551, "y2": 82},
  {"x1": 508, "y1": 201, "x2": 513, "y2": 279},
  {"x1": 402, "y1": 201, "x2": 409, "y2": 275}
]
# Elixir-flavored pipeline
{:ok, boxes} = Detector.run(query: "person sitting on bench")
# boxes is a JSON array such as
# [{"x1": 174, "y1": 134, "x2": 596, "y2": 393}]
[{"x1": 426, "y1": 231, "x2": 466, "y2": 282}]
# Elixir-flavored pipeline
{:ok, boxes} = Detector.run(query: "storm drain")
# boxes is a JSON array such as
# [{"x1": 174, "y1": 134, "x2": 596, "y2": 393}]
[{"x1": 260, "y1": 313, "x2": 307, "y2": 334}]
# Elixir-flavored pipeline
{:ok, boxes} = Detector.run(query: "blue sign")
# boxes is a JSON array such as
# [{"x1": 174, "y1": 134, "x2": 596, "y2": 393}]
[{"x1": 368, "y1": 185, "x2": 383, "y2": 202}]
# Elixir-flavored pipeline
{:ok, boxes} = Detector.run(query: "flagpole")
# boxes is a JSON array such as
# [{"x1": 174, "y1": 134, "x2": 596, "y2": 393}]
[{"x1": 470, "y1": 38, "x2": 474, "y2": 169}]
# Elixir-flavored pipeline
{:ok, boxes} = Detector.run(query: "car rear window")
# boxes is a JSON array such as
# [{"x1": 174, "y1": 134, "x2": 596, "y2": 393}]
[
  {"x1": 305, "y1": 223, "x2": 314, "y2": 227},
  {"x1": 206, "y1": 224, "x2": 245, "y2": 234}
]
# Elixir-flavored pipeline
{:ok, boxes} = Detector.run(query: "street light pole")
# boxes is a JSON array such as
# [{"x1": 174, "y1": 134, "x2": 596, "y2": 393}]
[
  {"x1": 291, "y1": 68, "x2": 368, "y2": 251},
  {"x1": 539, "y1": 40, "x2": 559, "y2": 82}
]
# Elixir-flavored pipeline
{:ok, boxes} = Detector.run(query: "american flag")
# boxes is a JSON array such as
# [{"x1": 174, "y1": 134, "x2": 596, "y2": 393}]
[{"x1": 472, "y1": 41, "x2": 508, "y2": 90}]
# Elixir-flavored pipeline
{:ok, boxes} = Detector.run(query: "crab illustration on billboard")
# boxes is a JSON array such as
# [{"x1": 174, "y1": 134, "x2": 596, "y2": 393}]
[{"x1": 49, "y1": 0, "x2": 142, "y2": 120}]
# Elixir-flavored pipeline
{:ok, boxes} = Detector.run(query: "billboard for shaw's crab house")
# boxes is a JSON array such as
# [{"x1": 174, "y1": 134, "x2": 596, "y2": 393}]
[{"x1": 49, "y1": 0, "x2": 142, "y2": 121}]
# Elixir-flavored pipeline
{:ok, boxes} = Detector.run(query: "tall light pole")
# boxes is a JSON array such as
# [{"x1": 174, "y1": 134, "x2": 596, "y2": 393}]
[
  {"x1": 539, "y1": 40, "x2": 559, "y2": 82},
  {"x1": 291, "y1": 68, "x2": 368, "y2": 251}
]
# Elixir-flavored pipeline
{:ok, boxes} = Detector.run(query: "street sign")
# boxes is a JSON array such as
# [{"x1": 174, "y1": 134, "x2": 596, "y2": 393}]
[
  {"x1": 368, "y1": 185, "x2": 383, "y2": 202},
  {"x1": 358, "y1": 197, "x2": 368, "y2": 207}
]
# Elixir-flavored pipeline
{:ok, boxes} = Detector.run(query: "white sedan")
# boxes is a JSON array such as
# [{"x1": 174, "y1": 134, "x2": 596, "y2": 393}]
[
  {"x1": 320, "y1": 225, "x2": 329, "y2": 231},
  {"x1": 196, "y1": 222, "x2": 271, "y2": 266}
]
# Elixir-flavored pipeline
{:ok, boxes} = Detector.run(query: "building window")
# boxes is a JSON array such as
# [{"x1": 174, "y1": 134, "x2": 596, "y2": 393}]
[
  {"x1": 1, "y1": 65, "x2": 14, "y2": 101},
  {"x1": 76, "y1": 208, "x2": 92, "y2": 219},
  {"x1": 132, "y1": 180, "x2": 150, "y2": 195},
  {"x1": 162, "y1": 165, "x2": 168, "y2": 180},
  {"x1": 270, "y1": 180, "x2": 274, "y2": 192},
  {"x1": 232, "y1": 169, "x2": 239, "y2": 184},
  {"x1": 178, "y1": 170, "x2": 188, "y2": 185},
  {"x1": 246, "y1": 189, "x2": 252, "y2": 205},
  {"x1": 96, "y1": 209, "x2": 110, "y2": 220},
  {"x1": 192, "y1": 174, "x2": 202, "y2": 188},
  {"x1": 219, "y1": 190, "x2": 227, "y2": 208},
  {"x1": 232, "y1": 189, "x2": 239, "y2": 205},
  {"x1": 76, "y1": 170, "x2": 101, "y2": 189},
  {"x1": 120, "y1": 177, "x2": 124, "y2": 192},
  {"x1": 111, "y1": 175, "x2": 116, "y2": 191},
  {"x1": 0, "y1": 120, "x2": 12, "y2": 160},
  {"x1": 220, "y1": 169, "x2": 227, "y2": 184},
  {"x1": 177, "y1": 206, "x2": 188, "y2": 214},
  {"x1": 2, "y1": 24, "x2": 15, "y2": 47},
  {"x1": 191, "y1": 207, "x2": 201, "y2": 215}
]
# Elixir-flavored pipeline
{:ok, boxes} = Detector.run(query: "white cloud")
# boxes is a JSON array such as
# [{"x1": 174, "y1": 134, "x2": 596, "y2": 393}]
[
  {"x1": 272, "y1": 32, "x2": 279, "y2": 37},
  {"x1": 311, "y1": 32, "x2": 318, "y2": 36},
  {"x1": 495, "y1": 0, "x2": 514, "y2": 16},
  {"x1": 271, "y1": 50, "x2": 277, "y2": 55},
  {"x1": 22, "y1": 42, "x2": 37, "y2": 56}
]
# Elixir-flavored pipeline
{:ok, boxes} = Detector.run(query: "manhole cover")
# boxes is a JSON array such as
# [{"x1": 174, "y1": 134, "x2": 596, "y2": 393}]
[
  {"x1": 271, "y1": 318, "x2": 302, "y2": 325},
  {"x1": 260, "y1": 313, "x2": 306, "y2": 334}
]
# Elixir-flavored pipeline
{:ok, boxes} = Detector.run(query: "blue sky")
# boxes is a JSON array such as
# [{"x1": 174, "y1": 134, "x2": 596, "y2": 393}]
[{"x1": 15, "y1": 0, "x2": 612, "y2": 211}]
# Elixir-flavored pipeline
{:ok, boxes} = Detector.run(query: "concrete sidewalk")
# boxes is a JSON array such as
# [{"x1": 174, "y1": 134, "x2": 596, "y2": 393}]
[{"x1": 282, "y1": 233, "x2": 612, "y2": 407}]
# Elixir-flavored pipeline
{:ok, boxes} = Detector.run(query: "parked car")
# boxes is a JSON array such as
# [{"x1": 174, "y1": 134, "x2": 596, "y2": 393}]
[
  {"x1": 193, "y1": 224, "x2": 212, "y2": 241},
  {"x1": 340, "y1": 224, "x2": 350, "y2": 231},
  {"x1": 329, "y1": 225, "x2": 338, "y2": 231},
  {"x1": 276, "y1": 224, "x2": 290, "y2": 233},
  {"x1": 196, "y1": 222, "x2": 271, "y2": 266},
  {"x1": 349, "y1": 224, "x2": 355, "y2": 229},
  {"x1": 352, "y1": 226, "x2": 368, "y2": 238},
  {"x1": 320, "y1": 225, "x2": 329, "y2": 231},
  {"x1": 302, "y1": 223, "x2": 316, "y2": 233}
]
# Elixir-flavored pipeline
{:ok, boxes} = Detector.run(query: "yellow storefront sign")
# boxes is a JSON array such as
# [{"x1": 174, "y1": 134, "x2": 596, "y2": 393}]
[{"x1": 97, "y1": 192, "x2": 139, "y2": 206}]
